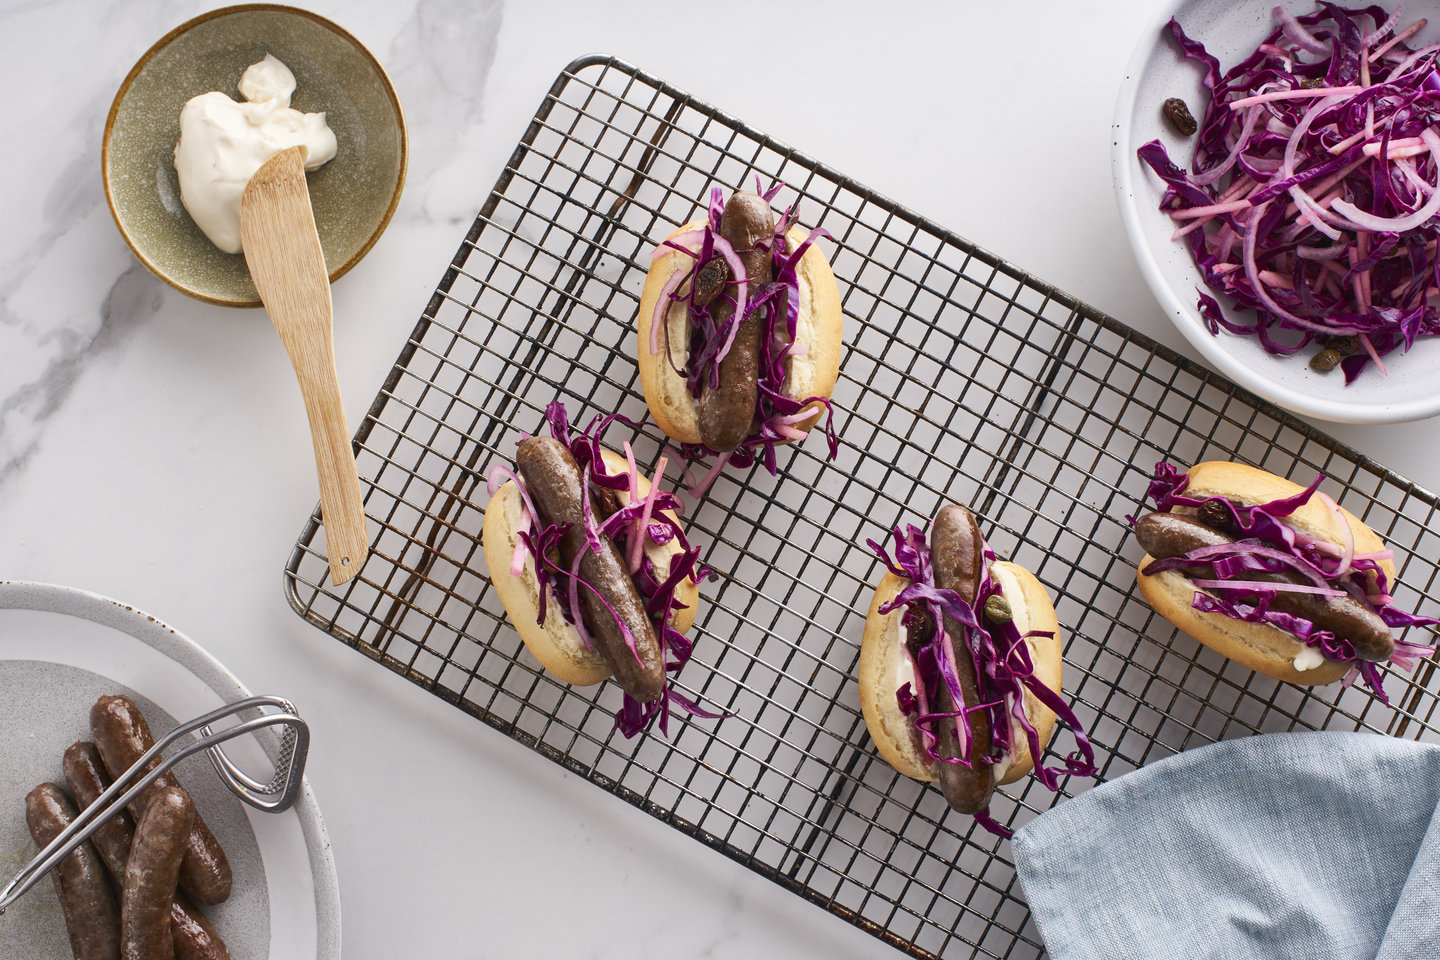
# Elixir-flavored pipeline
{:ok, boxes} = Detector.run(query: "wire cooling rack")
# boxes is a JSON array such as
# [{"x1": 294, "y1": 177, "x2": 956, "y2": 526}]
[{"x1": 283, "y1": 55, "x2": 1440, "y2": 959}]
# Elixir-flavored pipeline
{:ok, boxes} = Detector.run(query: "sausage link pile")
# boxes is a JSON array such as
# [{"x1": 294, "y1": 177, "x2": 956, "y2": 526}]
[{"x1": 22, "y1": 695, "x2": 231, "y2": 960}]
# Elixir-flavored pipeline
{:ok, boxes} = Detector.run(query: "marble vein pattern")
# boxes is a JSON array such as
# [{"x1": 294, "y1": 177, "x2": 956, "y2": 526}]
[{"x1": 0, "y1": 0, "x2": 504, "y2": 488}]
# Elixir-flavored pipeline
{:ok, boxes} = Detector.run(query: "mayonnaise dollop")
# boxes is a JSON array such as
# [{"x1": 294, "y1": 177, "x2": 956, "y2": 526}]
[
  {"x1": 173, "y1": 55, "x2": 338, "y2": 254},
  {"x1": 1293, "y1": 643, "x2": 1326, "y2": 672}
]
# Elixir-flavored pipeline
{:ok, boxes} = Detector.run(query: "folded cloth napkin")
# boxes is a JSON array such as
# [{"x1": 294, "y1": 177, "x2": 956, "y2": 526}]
[{"x1": 1012, "y1": 731, "x2": 1440, "y2": 960}]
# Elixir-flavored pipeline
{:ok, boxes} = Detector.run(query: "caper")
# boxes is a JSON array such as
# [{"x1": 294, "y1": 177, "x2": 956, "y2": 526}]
[
  {"x1": 983, "y1": 594, "x2": 1012, "y2": 625},
  {"x1": 1310, "y1": 348, "x2": 1343, "y2": 373}
]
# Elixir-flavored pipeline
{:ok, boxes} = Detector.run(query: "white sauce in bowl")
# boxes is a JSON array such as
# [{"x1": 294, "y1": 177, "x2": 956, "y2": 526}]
[{"x1": 173, "y1": 55, "x2": 337, "y2": 254}]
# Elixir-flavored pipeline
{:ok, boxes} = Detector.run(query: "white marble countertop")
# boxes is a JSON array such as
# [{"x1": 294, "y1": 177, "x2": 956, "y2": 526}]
[{"x1": 4, "y1": 1, "x2": 1438, "y2": 957}]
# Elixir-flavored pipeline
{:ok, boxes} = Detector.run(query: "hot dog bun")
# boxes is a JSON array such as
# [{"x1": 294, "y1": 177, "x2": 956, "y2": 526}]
[
  {"x1": 636, "y1": 219, "x2": 843, "y2": 445},
  {"x1": 1136, "y1": 460, "x2": 1391, "y2": 685},
  {"x1": 859, "y1": 560, "x2": 1062, "y2": 787},
  {"x1": 482, "y1": 448, "x2": 700, "y2": 685}
]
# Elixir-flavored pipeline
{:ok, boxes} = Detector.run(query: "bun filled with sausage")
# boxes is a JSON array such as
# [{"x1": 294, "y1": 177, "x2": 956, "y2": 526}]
[
  {"x1": 482, "y1": 400, "x2": 711, "y2": 736},
  {"x1": 859, "y1": 505, "x2": 1094, "y2": 836},
  {"x1": 636, "y1": 184, "x2": 843, "y2": 491},
  {"x1": 1132, "y1": 460, "x2": 1437, "y2": 698}
]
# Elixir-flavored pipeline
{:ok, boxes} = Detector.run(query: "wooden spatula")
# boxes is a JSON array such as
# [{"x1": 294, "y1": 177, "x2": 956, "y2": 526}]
[{"x1": 241, "y1": 146, "x2": 368, "y2": 586}]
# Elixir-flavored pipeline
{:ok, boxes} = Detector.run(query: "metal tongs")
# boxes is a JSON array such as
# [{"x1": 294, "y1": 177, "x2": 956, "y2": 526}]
[{"x1": 0, "y1": 695, "x2": 309, "y2": 916}]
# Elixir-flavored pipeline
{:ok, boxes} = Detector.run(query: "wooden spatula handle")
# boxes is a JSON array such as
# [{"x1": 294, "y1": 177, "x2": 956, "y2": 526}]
[
  {"x1": 285, "y1": 329, "x2": 369, "y2": 584},
  {"x1": 241, "y1": 147, "x2": 369, "y2": 585}
]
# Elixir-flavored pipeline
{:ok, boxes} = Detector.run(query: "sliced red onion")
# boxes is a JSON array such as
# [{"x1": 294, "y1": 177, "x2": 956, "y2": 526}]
[
  {"x1": 1190, "y1": 106, "x2": 1261, "y2": 188},
  {"x1": 1364, "y1": 6, "x2": 1404, "y2": 45},
  {"x1": 1288, "y1": 185, "x2": 1345, "y2": 241},
  {"x1": 708, "y1": 233, "x2": 749, "y2": 327},
  {"x1": 686, "y1": 449, "x2": 731, "y2": 500},
  {"x1": 648, "y1": 264, "x2": 690, "y2": 356},
  {"x1": 647, "y1": 229, "x2": 705, "y2": 261},
  {"x1": 1242, "y1": 202, "x2": 1307, "y2": 327},
  {"x1": 771, "y1": 422, "x2": 807, "y2": 442},
  {"x1": 1274, "y1": 4, "x2": 1329, "y2": 54},
  {"x1": 566, "y1": 548, "x2": 596, "y2": 652},
  {"x1": 1296, "y1": 243, "x2": 1351, "y2": 260},
  {"x1": 510, "y1": 508, "x2": 531, "y2": 578},
  {"x1": 1331, "y1": 128, "x2": 1440, "y2": 231}
]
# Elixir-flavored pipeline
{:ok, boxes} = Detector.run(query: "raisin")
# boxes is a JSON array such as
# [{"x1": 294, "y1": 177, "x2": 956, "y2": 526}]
[
  {"x1": 1163, "y1": 98, "x2": 1198, "y2": 136},
  {"x1": 903, "y1": 608, "x2": 936, "y2": 659},
  {"x1": 691, "y1": 258, "x2": 729, "y2": 309},
  {"x1": 1197, "y1": 500, "x2": 1234, "y2": 531}
]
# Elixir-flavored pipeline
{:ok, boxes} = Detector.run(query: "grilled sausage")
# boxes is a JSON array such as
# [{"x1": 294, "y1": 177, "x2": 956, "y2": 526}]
[
  {"x1": 1135, "y1": 511, "x2": 1394, "y2": 661},
  {"x1": 63, "y1": 742, "x2": 137, "y2": 879},
  {"x1": 122, "y1": 787, "x2": 195, "y2": 960},
  {"x1": 168, "y1": 897, "x2": 229, "y2": 960},
  {"x1": 90, "y1": 696, "x2": 233, "y2": 905},
  {"x1": 65, "y1": 742, "x2": 230, "y2": 960},
  {"x1": 25, "y1": 782, "x2": 122, "y2": 960},
  {"x1": 929, "y1": 504, "x2": 996, "y2": 815},
  {"x1": 516, "y1": 436, "x2": 665, "y2": 701},
  {"x1": 698, "y1": 191, "x2": 776, "y2": 452}
]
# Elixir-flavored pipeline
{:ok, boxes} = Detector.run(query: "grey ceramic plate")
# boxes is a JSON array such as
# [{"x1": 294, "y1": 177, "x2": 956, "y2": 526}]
[
  {"x1": 103, "y1": 4, "x2": 407, "y2": 307},
  {"x1": 0, "y1": 581, "x2": 340, "y2": 960}
]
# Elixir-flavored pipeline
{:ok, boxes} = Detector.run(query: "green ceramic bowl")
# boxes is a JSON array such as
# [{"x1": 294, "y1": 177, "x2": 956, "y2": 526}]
[{"x1": 103, "y1": 4, "x2": 407, "y2": 307}]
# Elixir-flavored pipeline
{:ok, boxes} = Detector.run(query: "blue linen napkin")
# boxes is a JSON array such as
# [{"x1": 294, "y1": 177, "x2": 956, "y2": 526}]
[{"x1": 1012, "y1": 731, "x2": 1440, "y2": 960}]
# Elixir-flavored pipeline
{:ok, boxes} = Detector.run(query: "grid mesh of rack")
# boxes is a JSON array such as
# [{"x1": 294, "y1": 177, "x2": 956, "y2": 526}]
[{"x1": 283, "y1": 55, "x2": 1440, "y2": 960}]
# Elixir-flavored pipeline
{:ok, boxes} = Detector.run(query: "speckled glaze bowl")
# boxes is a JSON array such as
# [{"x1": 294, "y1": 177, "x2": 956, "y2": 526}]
[
  {"x1": 1113, "y1": 0, "x2": 1440, "y2": 423},
  {"x1": 0, "y1": 580, "x2": 340, "y2": 959},
  {"x1": 103, "y1": 4, "x2": 407, "y2": 308}
]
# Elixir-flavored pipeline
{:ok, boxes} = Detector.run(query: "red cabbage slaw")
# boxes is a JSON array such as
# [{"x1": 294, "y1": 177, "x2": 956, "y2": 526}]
[
  {"x1": 647, "y1": 182, "x2": 840, "y2": 495},
  {"x1": 868, "y1": 523, "x2": 1096, "y2": 837},
  {"x1": 1134, "y1": 460, "x2": 1437, "y2": 703},
  {"x1": 1138, "y1": 5, "x2": 1440, "y2": 381},
  {"x1": 486, "y1": 401, "x2": 716, "y2": 737}
]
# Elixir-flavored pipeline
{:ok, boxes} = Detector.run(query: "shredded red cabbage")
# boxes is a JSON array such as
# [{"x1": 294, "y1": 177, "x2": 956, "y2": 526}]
[
  {"x1": 649, "y1": 181, "x2": 840, "y2": 494},
  {"x1": 1138, "y1": 5, "x2": 1440, "y2": 380},
  {"x1": 1133, "y1": 460, "x2": 1438, "y2": 703},
  {"x1": 487, "y1": 401, "x2": 718, "y2": 737},
  {"x1": 868, "y1": 522, "x2": 1097, "y2": 838}
]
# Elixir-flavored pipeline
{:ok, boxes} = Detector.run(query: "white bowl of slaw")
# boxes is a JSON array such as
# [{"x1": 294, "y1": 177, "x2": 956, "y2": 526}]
[{"x1": 1113, "y1": 0, "x2": 1440, "y2": 423}]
